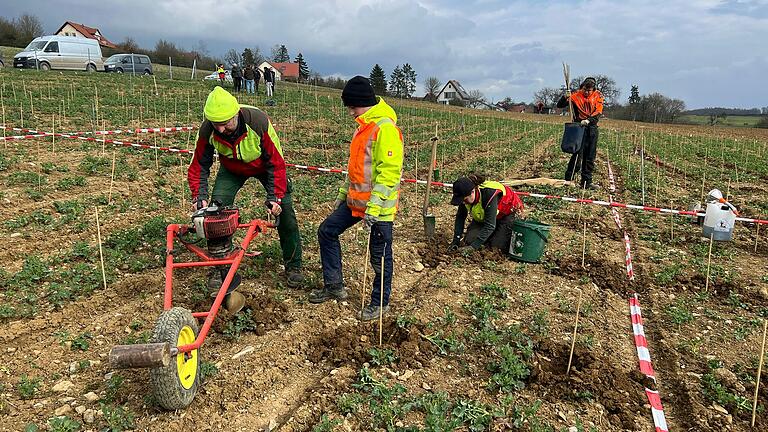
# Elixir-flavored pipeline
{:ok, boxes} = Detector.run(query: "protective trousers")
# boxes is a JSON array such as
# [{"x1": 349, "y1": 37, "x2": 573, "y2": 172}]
[
  {"x1": 210, "y1": 165, "x2": 303, "y2": 271},
  {"x1": 565, "y1": 125, "x2": 599, "y2": 186}
]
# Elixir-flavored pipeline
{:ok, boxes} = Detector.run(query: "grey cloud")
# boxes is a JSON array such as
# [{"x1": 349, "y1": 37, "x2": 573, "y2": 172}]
[{"x1": 2, "y1": 0, "x2": 766, "y2": 107}]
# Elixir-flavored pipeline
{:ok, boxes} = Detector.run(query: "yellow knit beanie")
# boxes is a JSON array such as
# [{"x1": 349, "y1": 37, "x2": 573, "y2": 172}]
[{"x1": 204, "y1": 86, "x2": 240, "y2": 122}]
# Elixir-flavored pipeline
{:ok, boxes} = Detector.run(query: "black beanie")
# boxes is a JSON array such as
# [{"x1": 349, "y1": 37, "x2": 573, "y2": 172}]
[
  {"x1": 342, "y1": 76, "x2": 377, "y2": 107},
  {"x1": 581, "y1": 77, "x2": 596, "y2": 89}
]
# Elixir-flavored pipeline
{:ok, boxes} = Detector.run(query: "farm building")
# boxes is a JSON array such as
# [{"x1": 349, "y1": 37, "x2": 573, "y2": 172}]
[
  {"x1": 257, "y1": 61, "x2": 300, "y2": 81},
  {"x1": 435, "y1": 80, "x2": 470, "y2": 105},
  {"x1": 54, "y1": 21, "x2": 117, "y2": 48}
]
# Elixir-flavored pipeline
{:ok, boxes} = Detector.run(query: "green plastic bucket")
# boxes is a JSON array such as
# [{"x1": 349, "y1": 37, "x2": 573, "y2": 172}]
[{"x1": 509, "y1": 219, "x2": 551, "y2": 263}]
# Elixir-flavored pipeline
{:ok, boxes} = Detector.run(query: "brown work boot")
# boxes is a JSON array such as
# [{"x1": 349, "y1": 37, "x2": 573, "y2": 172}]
[
  {"x1": 224, "y1": 292, "x2": 245, "y2": 314},
  {"x1": 308, "y1": 285, "x2": 348, "y2": 304},
  {"x1": 286, "y1": 269, "x2": 305, "y2": 288},
  {"x1": 360, "y1": 304, "x2": 390, "y2": 321}
]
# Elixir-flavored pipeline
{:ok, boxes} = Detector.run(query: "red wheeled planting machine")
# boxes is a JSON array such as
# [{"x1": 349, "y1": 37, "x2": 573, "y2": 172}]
[{"x1": 109, "y1": 205, "x2": 274, "y2": 409}]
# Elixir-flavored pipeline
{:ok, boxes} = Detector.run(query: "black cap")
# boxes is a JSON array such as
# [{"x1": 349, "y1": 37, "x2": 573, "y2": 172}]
[
  {"x1": 342, "y1": 76, "x2": 377, "y2": 107},
  {"x1": 450, "y1": 177, "x2": 475, "y2": 205},
  {"x1": 581, "y1": 77, "x2": 596, "y2": 89}
]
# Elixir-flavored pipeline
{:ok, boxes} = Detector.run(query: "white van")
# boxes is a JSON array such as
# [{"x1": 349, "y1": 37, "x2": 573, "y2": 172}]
[{"x1": 13, "y1": 36, "x2": 103, "y2": 72}]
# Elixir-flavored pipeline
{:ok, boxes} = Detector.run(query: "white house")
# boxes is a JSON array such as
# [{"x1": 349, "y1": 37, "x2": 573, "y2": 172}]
[
  {"x1": 435, "y1": 80, "x2": 470, "y2": 105},
  {"x1": 54, "y1": 21, "x2": 116, "y2": 48}
]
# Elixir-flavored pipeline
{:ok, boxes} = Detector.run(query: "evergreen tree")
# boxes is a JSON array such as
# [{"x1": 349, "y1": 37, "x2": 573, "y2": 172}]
[
  {"x1": 628, "y1": 85, "x2": 641, "y2": 121},
  {"x1": 272, "y1": 44, "x2": 290, "y2": 62},
  {"x1": 369, "y1": 64, "x2": 388, "y2": 95},
  {"x1": 294, "y1": 53, "x2": 309, "y2": 80},
  {"x1": 389, "y1": 65, "x2": 404, "y2": 98},
  {"x1": 241, "y1": 48, "x2": 255, "y2": 66},
  {"x1": 401, "y1": 63, "x2": 417, "y2": 98}
]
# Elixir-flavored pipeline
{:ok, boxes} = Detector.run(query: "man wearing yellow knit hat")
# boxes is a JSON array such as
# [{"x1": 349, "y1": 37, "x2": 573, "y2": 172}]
[{"x1": 188, "y1": 86, "x2": 304, "y2": 312}]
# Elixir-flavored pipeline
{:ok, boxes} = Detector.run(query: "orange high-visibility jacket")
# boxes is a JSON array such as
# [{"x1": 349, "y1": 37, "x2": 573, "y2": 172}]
[
  {"x1": 568, "y1": 89, "x2": 604, "y2": 122},
  {"x1": 338, "y1": 98, "x2": 404, "y2": 221}
]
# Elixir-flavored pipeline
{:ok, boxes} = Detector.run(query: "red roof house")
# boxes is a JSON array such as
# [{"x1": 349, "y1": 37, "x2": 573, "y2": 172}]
[
  {"x1": 55, "y1": 21, "x2": 117, "y2": 48},
  {"x1": 269, "y1": 62, "x2": 299, "y2": 79}
]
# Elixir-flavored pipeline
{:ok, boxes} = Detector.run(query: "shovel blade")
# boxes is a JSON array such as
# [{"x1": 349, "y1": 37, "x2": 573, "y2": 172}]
[{"x1": 424, "y1": 214, "x2": 436, "y2": 238}]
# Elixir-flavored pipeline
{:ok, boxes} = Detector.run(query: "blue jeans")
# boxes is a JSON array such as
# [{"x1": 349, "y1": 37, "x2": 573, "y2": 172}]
[
  {"x1": 318, "y1": 204, "x2": 394, "y2": 307},
  {"x1": 244, "y1": 79, "x2": 255, "y2": 94}
]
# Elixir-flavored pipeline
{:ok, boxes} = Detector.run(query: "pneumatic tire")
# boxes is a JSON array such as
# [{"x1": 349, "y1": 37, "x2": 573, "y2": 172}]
[{"x1": 149, "y1": 307, "x2": 200, "y2": 410}]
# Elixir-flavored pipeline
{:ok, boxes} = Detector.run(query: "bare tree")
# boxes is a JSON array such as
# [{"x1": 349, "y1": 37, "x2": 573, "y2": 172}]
[
  {"x1": 251, "y1": 47, "x2": 265, "y2": 66},
  {"x1": 15, "y1": 14, "x2": 43, "y2": 45},
  {"x1": 224, "y1": 49, "x2": 239, "y2": 66},
  {"x1": 424, "y1": 76, "x2": 442, "y2": 97},
  {"x1": 569, "y1": 74, "x2": 621, "y2": 106},
  {"x1": 532, "y1": 87, "x2": 561, "y2": 109},
  {"x1": 466, "y1": 89, "x2": 487, "y2": 108},
  {"x1": 118, "y1": 37, "x2": 140, "y2": 53}
]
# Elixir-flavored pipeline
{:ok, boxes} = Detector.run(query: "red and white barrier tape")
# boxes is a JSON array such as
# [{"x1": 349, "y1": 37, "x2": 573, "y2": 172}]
[
  {"x1": 3, "y1": 128, "x2": 766, "y2": 227},
  {"x1": 630, "y1": 295, "x2": 669, "y2": 432},
  {"x1": 607, "y1": 160, "x2": 635, "y2": 280},
  {"x1": 1, "y1": 125, "x2": 194, "y2": 136},
  {"x1": 611, "y1": 157, "x2": 667, "y2": 431},
  {"x1": 0, "y1": 127, "x2": 193, "y2": 154}
]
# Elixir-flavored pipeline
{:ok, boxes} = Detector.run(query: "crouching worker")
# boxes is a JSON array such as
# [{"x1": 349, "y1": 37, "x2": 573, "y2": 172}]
[
  {"x1": 449, "y1": 174, "x2": 524, "y2": 255},
  {"x1": 309, "y1": 76, "x2": 404, "y2": 321},
  {"x1": 188, "y1": 87, "x2": 304, "y2": 313}
]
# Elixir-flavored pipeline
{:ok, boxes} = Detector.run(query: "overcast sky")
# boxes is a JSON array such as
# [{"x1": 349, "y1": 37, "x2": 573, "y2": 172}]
[{"x1": 4, "y1": 0, "x2": 768, "y2": 108}]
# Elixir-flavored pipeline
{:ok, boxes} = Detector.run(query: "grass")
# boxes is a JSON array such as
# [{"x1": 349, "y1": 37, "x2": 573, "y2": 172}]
[{"x1": 678, "y1": 114, "x2": 762, "y2": 128}]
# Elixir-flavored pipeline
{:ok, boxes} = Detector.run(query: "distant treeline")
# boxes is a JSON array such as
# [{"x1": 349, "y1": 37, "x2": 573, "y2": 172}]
[
  {"x1": 684, "y1": 107, "x2": 766, "y2": 116},
  {"x1": 105, "y1": 38, "x2": 219, "y2": 71}
]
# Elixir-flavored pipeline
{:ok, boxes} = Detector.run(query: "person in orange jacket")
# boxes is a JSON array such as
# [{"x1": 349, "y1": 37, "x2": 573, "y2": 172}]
[{"x1": 557, "y1": 77, "x2": 604, "y2": 190}]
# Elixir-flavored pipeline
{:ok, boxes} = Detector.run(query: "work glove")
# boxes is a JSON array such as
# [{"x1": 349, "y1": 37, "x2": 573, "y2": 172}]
[
  {"x1": 363, "y1": 214, "x2": 379, "y2": 231},
  {"x1": 266, "y1": 200, "x2": 282, "y2": 216},
  {"x1": 191, "y1": 197, "x2": 208, "y2": 213},
  {"x1": 457, "y1": 245, "x2": 476, "y2": 256},
  {"x1": 447, "y1": 243, "x2": 459, "y2": 253},
  {"x1": 580, "y1": 119, "x2": 590, "y2": 126}
]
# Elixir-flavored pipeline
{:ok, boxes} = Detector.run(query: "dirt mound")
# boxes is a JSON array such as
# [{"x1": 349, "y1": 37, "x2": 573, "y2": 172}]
[
  {"x1": 307, "y1": 321, "x2": 436, "y2": 367},
  {"x1": 210, "y1": 294, "x2": 291, "y2": 336},
  {"x1": 533, "y1": 340, "x2": 650, "y2": 430}
]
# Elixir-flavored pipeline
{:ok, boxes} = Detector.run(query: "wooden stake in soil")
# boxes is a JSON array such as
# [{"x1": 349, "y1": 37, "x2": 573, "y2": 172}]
[
  {"x1": 361, "y1": 232, "x2": 371, "y2": 321},
  {"x1": 581, "y1": 222, "x2": 587, "y2": 268},
  {"x1": 108, "y1": 150, "x2": 117, "y2": 204},
  {"x1": 705, "y1": 232, "x2": 714, "y2": 292},
  {"x1": 567, "y1": 289, "x2": 583, "y2": 375},
  {"x1": 379, "y1": 249, "x2": 385, "y2": 346},
  {"x1": 95, "y1": 206, "x2": 108, "y2": 290},
  {"x1": 752, "y1": 319, "x2": 768, "y2": 427},
  {"x1": 51, "y1": 114, "x2": 56, "y2": 155}
]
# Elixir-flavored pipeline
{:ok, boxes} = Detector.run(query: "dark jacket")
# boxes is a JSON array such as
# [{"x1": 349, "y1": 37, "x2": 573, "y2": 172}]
[
  {"x1": 243, "y1": 67, "x2": 256, "y2": 80},
  {"x1": 231, "y1": 65, "x2": 242, "y2": 78},
  {"x1": 452, "y1": 187, "x2": 500, "y2": 249}
]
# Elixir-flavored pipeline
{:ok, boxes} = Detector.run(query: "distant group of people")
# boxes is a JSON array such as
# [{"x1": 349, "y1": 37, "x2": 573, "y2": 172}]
[{"x1": 217, "y1": 63, "x2": 276, "y2": 96}]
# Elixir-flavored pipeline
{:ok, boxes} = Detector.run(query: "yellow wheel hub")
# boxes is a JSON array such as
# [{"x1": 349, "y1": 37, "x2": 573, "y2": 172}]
[{"x1": 176, "y1": 325, "x2": 198, "y2": 389}]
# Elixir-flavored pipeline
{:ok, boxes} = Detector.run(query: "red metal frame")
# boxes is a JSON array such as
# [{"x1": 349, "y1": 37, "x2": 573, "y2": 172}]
[{"x1": 162, "y1": 219, "x2": 274, "y2": 354}]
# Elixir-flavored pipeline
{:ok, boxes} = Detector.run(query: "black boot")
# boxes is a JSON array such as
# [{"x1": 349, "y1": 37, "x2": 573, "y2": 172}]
[{"x1": 308, "y1": 285, "x2": 348, "y2": 304}]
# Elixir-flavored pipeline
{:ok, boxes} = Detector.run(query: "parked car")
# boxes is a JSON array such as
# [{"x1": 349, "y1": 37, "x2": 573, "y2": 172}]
[
  {"x1": 13, "y1": 36, "x2": 103, "y2": 72},
  {"x1": 104, "y1": 54, "x2": 153, "y2": 75},
  {"x1": 203, "y1": 70, "x2": 233, "y2": 84}
]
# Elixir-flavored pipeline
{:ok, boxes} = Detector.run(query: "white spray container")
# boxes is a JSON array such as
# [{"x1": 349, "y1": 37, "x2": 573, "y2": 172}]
[{"x1": 702, "y1": 189, "x2": 737, "y2": 241}]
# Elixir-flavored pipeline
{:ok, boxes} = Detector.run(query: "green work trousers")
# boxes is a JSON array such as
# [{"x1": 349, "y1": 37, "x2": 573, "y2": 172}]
[{"x1": 210, "y1": 166, "x2": 303, "y2": 271}]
